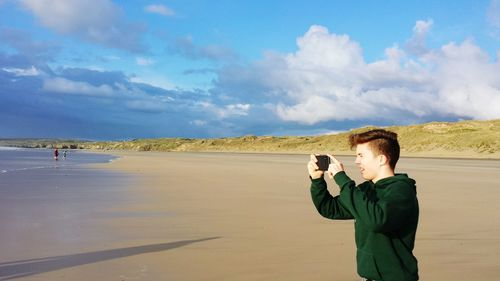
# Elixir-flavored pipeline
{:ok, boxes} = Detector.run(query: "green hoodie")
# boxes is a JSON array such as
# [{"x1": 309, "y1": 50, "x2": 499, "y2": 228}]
[{"x1": 310, "y1": 172, "x2": 419, "y2": 281}]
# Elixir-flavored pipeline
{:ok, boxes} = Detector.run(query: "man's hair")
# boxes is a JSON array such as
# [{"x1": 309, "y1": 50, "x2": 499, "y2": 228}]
[{"x1": 349, "y1": 129, "x2": 400, "y2": 170}]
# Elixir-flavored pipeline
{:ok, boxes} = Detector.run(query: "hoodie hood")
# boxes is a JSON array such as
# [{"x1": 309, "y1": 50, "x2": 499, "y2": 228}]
[{"x1": 374, "y1": 173, "x2": 416, "y2": 191}]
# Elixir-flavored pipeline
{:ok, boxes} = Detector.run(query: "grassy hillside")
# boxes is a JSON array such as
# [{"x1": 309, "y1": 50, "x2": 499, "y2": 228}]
[
  {"x1": 81, "y1": 119, "x2": 500, "y2": 158},
  {"x1": 2, "y1": 119, "x2": 499, "y2": 158},
  {"x1": 0, "y1": 139, "x2": 85, "y2": 149}
]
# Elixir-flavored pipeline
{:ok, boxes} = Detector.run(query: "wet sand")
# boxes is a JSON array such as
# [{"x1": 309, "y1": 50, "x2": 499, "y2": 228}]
[{"x1": 2, "y1": 152, "x2": 500, "y2": 280}]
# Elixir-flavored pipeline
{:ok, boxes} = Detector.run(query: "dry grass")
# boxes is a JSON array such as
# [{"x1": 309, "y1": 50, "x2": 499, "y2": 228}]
[
  {"x1": 2, "y1": 119, "x2": 498, "y2": 158},
  {"x1": 75, "y1": 119, "x2": 500, "y2": 159}
]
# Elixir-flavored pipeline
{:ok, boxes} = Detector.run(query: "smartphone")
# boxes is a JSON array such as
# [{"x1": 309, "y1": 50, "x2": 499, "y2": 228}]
[{"x1": 316, "y1": 155, "x2": 330, "y2": 171}]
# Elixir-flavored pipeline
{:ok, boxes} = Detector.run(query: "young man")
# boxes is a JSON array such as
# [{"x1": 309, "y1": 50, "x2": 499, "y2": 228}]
[{"x1": 307, "y1": 129, "x2": 419, "y2": 281}]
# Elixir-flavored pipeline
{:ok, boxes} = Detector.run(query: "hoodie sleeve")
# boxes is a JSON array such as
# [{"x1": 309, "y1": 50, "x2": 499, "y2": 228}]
[
  {"x1": 334, "y1": 172, "x2": 416, "y2": 233},
  {"x1": 310, "y1": 177, "x2": 354, "y2": 220}
]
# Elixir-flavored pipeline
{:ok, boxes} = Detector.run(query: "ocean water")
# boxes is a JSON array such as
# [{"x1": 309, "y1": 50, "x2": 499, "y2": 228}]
[
  {"x1": 0, "y1": 147, "x2": 136, "y2": 263},
  {"x1": 0, "y1": 147, "x2": 116, "y2": 174}
]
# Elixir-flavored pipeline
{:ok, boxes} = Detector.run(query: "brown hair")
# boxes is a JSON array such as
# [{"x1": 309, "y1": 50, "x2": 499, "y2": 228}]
[{"x1": 349, "y1": 129, "x2": 400, "y2": 170}]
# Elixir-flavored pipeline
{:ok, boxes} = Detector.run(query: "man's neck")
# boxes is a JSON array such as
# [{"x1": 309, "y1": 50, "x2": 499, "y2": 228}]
[{"x1": 372, "y1": 168, "x2": 395, "y2": 184}]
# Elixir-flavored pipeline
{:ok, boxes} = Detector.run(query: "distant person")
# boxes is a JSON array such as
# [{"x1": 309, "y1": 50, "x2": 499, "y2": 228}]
[
  {"x1": 307, "y1": 129, "x2": 419, "y2": 281},
  {"x1": 54, "y1": 148, "x2": 59, "y2": 160},
  {"x1": 63, "y1": 150, "x2": 67, "y2": 159}
]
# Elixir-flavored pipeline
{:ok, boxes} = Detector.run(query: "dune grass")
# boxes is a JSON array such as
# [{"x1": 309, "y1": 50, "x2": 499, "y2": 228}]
[
  {"x1": 2, "y1": 119, "x2": 499, "y2": 159},
  {"x1": 81, "y1": 119, "x2": 500, "y2": 158}
]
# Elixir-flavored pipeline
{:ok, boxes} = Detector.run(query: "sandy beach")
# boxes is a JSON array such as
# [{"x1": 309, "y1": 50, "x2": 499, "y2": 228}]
[{"x1": 2, "y1": 152, "x2": 500, "y2": 280}]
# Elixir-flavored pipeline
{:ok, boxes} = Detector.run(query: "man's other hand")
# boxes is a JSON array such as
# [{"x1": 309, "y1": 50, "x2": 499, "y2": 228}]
[
  {"x1": 308, "y1": 154, "x2": 324, "y2": 179},
  {"x1": 326, "y1": 154, "x2": 344, "y2": 179}
]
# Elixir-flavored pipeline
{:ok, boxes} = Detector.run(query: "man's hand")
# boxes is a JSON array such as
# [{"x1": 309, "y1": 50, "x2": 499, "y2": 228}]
[
  {"x1": 307, "y1": 154, "x2": 324, "y2": 179},
  {"x1": 326, "y1": 154, "x2": 345, "y2": 179}
]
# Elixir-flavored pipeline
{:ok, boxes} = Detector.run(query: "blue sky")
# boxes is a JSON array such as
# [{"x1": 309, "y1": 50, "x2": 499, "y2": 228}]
[{"x1": 1, "y1": 0, "x2": 499, "y2": 140}]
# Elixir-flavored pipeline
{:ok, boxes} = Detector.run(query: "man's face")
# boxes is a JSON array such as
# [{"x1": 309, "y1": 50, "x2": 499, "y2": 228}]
[{"x1": 354, "y1": 142, "x2": 380, "y2": 181}]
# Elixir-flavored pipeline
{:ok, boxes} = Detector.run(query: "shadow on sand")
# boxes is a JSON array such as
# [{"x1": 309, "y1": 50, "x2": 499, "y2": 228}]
[{"x1": 0, "y1": 237, "x2": 220, "y2": 280}]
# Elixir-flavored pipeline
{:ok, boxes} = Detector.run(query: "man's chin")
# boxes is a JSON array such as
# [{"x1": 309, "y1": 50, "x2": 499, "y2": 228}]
[{"x1": 360, "y1": 172, "x2": 374, "y2": 181}]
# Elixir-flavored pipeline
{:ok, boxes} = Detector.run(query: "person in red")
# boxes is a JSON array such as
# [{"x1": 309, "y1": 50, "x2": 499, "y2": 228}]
[{"x1": 54, "y1": 148, "x2": 59, "y2": 160}]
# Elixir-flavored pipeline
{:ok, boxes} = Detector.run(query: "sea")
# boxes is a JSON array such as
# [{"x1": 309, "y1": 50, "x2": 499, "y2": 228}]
[
  {"x1": 0, "y1": 146, "x2": 115, "y2": 174},
  {"x1": 0, "y1": 147, "x2": 136, "y2": 266}
]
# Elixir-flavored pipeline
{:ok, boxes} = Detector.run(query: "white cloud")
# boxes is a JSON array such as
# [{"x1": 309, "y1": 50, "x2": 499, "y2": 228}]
[
  {"x1": 214, "y1": 22, "x2": 500, "y2": 125},
  {"x1": 2, "y1": 66, "x2": 40, "y2": 76},
  {"x1": 277, "y1": 96, "x2": 359, "y2": 124},
  {"x1": 413, "y1": 19, "x2": 433, "y2": 34},
  {"x1": 43, "y1": 77, "x2": 114, "y2": 97},
  {"x1": 42, "y1": 75, "x2": 175, "y2": 114},
  {"x1": 198, "y1": 102, "x2": 251, "y2": 119},
  {"x1": 144, "y1": 4, "x2": 175, "y2": 16},
  {"x1": 431, "y1": 40, "x2": 500, "y2": 119},
  {"x1": 406, "y1": 19, "x2": 433, "y2": 55},
  {"x1": 288, "y1": 25, "x2": 364, "y2": 71},
  {"x1": 224, "y1": 103, "x2": 250, "y2": 116},
  {"x1": 136, "y1": 57, "x2": 155, "y2": 66},
  {"x1": 20, "y1": 0, "x2": 145, "y2": 52}
]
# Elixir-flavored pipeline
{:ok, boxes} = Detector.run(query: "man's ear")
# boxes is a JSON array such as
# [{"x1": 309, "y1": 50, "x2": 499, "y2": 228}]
[{"x1": 378, "y1": 154, "x2": 389, "y2": 166}]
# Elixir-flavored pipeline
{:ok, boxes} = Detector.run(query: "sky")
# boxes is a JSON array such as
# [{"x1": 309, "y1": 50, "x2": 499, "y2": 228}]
[{"x1": 1, "y1": 0, "x2": 500, "y2": 140}]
